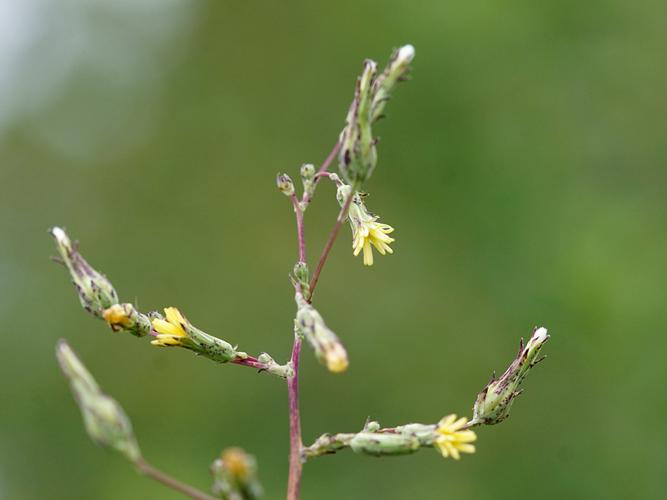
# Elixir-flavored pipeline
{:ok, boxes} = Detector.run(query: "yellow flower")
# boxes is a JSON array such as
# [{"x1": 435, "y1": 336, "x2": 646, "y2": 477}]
[
  {"x1": 103, "y1": 304, "x2": 133, "y2": 331},
  {"x1": 352, "y1": 219, "x2": 395, "y2": 266},
  {"x1": 434, "y1": 414, "x2": 477, "y2": 460},
  {"x1": 151, "y1": 307, "x2": 188, "y2": 347}
]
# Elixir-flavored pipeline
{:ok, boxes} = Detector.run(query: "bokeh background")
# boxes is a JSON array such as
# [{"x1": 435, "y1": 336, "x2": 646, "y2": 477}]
[{"x1": 1, "y1": 1, "x2": 666, "y2": 498}]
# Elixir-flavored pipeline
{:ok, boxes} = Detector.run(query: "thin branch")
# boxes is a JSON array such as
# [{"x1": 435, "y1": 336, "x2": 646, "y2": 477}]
[
  {"x1": 290, "y1": 193, "x2": 307, "y2": 262},
  {"x1": 135, "y1": 457, "x2": 216, "y2": 500},
  {"x1": 307, "y1": 181, "x2": 359, "y2": 300}
]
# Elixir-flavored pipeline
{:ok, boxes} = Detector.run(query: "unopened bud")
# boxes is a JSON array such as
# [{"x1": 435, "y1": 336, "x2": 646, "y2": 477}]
[
  {"x1": 50, "y1": 227, "x2": 119, "y2": 318},
  {"x1": 56, "y1": 340, "x2": 141, "y2": 463},
  {"x1": 103, "y1": 303, "x2": 151, "y2": 337},
  {"x1": 276, "y1": 173, "x2": 295, "y2": 197},
  {"x1": 472, "y1": 327, "x2": 550, "y2": 425},
  {"x1": 300, "y1": 163, "x2": 315, "y2": 181}
]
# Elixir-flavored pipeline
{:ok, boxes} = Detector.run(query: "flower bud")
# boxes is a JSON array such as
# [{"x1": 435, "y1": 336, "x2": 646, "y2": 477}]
[
  {"x1": 211, "y1": 447, "x2": 263, "y2": 500},
  {"x1": 50, "y1": 227, "x2": 119, "y2": 318},
  {"x1": 472, "y1": 327, "x2": 550, "y2": 425},
  {"x1": 300, "y1": 163, "x2": 315, "y2": 181},
  {"x1": 56, "y1": 340, "x2": 141, "y2": 463},
  {"x1": 295, "y1": 295, "x2": 349, "y2": 373},
  {"x1": 276, "y1": 173, "x2": 295, "y2": 197},
  {"x1": 102, "y1": 303, "x2": 151, "y2": 337}
]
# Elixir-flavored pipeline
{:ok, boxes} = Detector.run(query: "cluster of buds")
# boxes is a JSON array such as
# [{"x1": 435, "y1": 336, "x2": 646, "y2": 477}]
[
  {"x1": 210, "y1": 447, "x2": 263, "y2": 500},
  {"x1": 471, "y1": 327, "x2": 550, "y2": 426},
  {"x1": 294, "y1": 293, "x2": 348, "y2": 373},
  {"x1": 50, "y1": 227, "x2": 119, "y2": 318},
  {"x1": 56, "y1": 341, "x2": 141, "y2": 463},
  {"x1": 339, "y1": 45, "x2": 415, "y2": 184}
]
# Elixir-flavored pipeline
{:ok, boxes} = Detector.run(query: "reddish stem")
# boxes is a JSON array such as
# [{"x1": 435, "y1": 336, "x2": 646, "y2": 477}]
[
  {"x1": 231, "y1": 356, "x2": 270, "y2": 371},
  {"x1": 286, "y1": 336, "x2": 303, "y2": 500},
  {"x1": 286, "y1": 140, "x2": 342, "y2": 499},
  {"x1": 290, "y1": 194, "x2": 307, "y2": 262}
]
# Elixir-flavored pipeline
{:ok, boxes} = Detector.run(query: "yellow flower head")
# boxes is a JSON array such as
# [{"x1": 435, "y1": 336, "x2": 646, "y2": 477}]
[
  {"x1": 221, "y1": 447, "x2": 252, "y2": 481},
  {"x1": 103, "y1": 304, "x2": 133, "y2": 331},
  {"x1": 151, "y1": 307, "x2": 188, "y2": 347},
  {"x1": 352, "y1": 218, "x2": 395, "y2": 266},
  {"x1": 434, "y1": 414, "x2": 477, "y2": 460}
]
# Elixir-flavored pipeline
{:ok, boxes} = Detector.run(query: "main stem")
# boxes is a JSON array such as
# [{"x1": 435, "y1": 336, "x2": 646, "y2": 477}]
[
  {"x1": 285, "y1": 141, "x2": 340, "y2": 499},
  {"x1": 286, "y1": 335, "x2": 303, "y2": 500},
  {"x1": 135, "y1": 458, "x2": 216, "y2": 500}
]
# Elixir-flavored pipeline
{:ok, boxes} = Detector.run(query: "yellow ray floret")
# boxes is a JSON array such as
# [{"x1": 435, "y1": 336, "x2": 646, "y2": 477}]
[
  {"x1": 434, "y1": 414, "x2": 477, "y2": 460},
  {"x1": 151, "y1": 307, "x2": 188, "y2": 347},
  {"x1": 352, "y1": 220, "x2": 395, "y2": 266}
]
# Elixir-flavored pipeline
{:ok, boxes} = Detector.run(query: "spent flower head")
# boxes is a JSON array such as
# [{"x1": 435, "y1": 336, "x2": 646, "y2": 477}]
[
  {"x1": 56, "y1": 340, "x2": 141, "y2": 463},
  {"x1": 472, "y1": 327, "x2": 550, "y2": 426},
  {"x1": 50, "y1": 227, "x2": 119, "y2": 318},
  {"x1": 434, "y1": 414, "x2": 477, "y2": 460}
]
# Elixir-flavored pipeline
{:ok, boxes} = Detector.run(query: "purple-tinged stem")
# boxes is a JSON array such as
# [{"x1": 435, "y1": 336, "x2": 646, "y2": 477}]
[
  {"x1": 231, "y1": 356, "x2": 270, "y2": 371},
  {"x1": 286, "y1": 336, "x2": 303, "y2": 500},
  {"x1": 290, "y1": 194, "x2": 307, "y2": 262}
]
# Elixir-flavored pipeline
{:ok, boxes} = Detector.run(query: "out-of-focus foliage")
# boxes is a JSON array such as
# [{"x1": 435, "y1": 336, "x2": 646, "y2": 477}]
[{"x1": 1, "y1": 1, "x2": 665, "y2": 499}]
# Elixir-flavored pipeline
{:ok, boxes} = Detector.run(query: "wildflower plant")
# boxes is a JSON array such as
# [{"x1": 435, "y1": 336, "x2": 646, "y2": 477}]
[{"x1": 51, "y1": 45, "x2": 551, "y2": 500}]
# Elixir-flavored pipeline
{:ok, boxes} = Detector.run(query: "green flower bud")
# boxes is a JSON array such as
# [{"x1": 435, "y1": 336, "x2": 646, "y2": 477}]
[
  {"x1": 472, "y1": 327, "x2": 550, "y2": 426},
  {"x1": 50, "y1": 227, "x2": 119, "y2": 318},
  {"x1": 56, "y1": 340, "x2": 141, "y2": 463},
  {"x1": 276, "y1": 173, "x2": 295, "y2": 197},
  {"x1": 291, "y1": 261, "x2": 310, "y2": 298}
]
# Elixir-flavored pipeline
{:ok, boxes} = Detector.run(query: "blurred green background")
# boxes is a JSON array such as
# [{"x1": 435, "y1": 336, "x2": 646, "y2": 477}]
[{"x1": 1, "y1": 0, "x2": 666, "y2": 498}]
